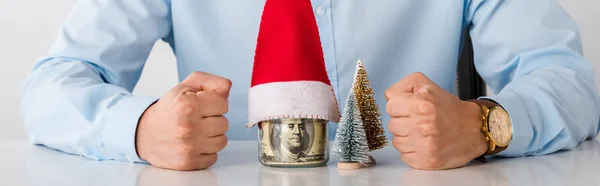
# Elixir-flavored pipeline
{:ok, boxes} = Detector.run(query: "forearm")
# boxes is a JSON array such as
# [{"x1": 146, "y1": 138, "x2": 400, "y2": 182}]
[
  {"x1": 487, "y1": 62, "x2": 600, "y2": 157},
  {"x1": 21, "y1": 58, "x2": 157, "y2": 162}
]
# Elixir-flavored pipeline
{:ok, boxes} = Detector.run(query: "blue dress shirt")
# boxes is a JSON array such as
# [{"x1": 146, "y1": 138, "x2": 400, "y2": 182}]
[{"x1": 21, "y1": 0, "x2": 600, "y2": 163}]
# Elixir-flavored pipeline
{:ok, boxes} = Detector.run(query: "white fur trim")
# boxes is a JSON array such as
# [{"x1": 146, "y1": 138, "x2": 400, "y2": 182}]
[{"x1": 247, "y1": 81, "x2": 341, "y2": 128}]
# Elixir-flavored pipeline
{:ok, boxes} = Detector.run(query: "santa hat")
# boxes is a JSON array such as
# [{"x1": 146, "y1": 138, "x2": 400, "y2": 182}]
[{"x1": 246, "y1": 0, "x2": 341, "y2": 128}]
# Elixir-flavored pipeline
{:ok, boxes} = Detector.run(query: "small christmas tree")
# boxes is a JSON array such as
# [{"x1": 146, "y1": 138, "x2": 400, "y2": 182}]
[
  {"x1": 354, "y1": 60, "x2": 388, "y2": 151},
  {"x1": 331, "y1": 89, "x2": 370, "y2": 169}
]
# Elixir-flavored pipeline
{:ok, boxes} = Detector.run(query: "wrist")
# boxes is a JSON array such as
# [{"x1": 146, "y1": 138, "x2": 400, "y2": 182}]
[
  {"x1": 136, "y1": 100, "x2": 159, "y2": 161},
  {"x1": 463, "y1": 101, "x2": 489, "y2": 159},
  {"x1": 101, "y1": 96, "x2": 157, "y2": 163}
]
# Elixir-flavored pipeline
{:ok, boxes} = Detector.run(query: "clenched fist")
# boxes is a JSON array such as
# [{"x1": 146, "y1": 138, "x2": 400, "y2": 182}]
[
  {"x1": 385, "y1": 72, "x2": 488, "y2": 170},
  {"x1": 136, "y1": 72, "x2": 231, "y2": 171}
]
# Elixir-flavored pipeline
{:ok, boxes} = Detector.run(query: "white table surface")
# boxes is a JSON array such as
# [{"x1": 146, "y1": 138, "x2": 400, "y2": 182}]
[{"x1": 1, "y1": 138, "x2": 599, "y2": 186}]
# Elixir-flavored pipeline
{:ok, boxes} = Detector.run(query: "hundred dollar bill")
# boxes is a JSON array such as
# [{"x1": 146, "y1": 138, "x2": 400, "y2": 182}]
[{"x1": 258, "y1": 118, "x2": 329, "y2": 167}]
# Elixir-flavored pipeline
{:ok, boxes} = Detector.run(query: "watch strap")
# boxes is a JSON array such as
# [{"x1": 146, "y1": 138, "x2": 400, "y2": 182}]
[
  {"x1": 469, "y1": 99, "x2": 501, "y2": 111},
  {"x1": 475, "y1": 142, "x2": 508, "y2": 163},
  {"x1": 490, "y1": 146, "x2": 507, "y2": 155}
]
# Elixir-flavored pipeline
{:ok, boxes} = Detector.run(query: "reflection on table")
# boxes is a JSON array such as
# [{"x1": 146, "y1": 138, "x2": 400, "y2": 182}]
[{"x1": 0, "y1": 138, "x2": 596, "y2": 186}]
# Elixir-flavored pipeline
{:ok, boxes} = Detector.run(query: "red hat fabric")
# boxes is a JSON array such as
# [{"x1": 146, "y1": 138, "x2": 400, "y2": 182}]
[{"x1": 247, "y1": 0, "x2": 341, "y2": 128}]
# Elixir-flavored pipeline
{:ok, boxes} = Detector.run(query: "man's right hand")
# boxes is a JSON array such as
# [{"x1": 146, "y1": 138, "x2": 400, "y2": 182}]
[{"x1": 136, "y1": 72, "x2": 232, "y2": 171}]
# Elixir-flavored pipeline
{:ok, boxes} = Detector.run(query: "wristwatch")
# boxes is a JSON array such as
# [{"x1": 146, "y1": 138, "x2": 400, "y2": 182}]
[{"x1": 468, "y1": 99, "x2": 513, "y2": 161}]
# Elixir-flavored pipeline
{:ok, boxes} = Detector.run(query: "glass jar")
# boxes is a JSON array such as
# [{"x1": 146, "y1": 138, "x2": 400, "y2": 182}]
[{"x1": 257, "y1": 118, "x2": 329, "y2": 167}]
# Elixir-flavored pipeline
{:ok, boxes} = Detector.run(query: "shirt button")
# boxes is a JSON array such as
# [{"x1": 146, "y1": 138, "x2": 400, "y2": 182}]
[{"x1": 316, "y1": 6, "x2": 326, "y2": 16}]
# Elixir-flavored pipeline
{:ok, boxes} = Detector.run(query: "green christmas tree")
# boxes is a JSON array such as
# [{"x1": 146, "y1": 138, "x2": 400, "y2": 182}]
[{"x1": 331, "y1": 89, "x2": 370, "y2": 163}]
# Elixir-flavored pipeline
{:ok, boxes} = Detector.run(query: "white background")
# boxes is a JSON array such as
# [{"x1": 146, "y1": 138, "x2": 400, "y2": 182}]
[{"x1": 0, "y1": 1, "x2": 597, "y2": 142}]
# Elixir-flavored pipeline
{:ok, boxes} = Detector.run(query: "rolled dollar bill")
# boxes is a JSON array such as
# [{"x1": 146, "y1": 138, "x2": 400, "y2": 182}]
[{"x1": 258, "y1": 118, "x2": 329, "y2": 167}]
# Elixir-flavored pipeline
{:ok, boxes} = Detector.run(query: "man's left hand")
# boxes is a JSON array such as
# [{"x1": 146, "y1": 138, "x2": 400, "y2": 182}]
[{"x1": 385, "y1": 72, "x2": 488, "y2": 170}]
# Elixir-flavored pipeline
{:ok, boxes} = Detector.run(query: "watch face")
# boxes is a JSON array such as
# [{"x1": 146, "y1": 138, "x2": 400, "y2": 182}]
[{"x1": 488, "y1": 107, "x2": 512, "y2": 146}]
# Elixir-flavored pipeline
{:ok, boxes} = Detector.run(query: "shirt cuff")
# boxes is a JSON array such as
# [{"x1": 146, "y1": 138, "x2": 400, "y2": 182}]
[
  {"x1": 482, "y1": 91, "x2": 534, "y2": 157},
  {"x1": 101, "y1": 95, "x2": 158, "y2": 163}
]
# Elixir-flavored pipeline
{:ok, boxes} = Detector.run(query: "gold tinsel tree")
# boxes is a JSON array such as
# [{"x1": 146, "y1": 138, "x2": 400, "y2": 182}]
[{"x1": 352, "y1": 60, "x2": 388, "y2": 151}]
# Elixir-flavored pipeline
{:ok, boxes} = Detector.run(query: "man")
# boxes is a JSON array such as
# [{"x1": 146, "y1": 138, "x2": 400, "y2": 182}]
[
  {"x1": 272, "y1": 119, "x2": 308, "y2": 163},
  {"x1": 20, "y1": 0, "x2": 600, "y2": 171}
]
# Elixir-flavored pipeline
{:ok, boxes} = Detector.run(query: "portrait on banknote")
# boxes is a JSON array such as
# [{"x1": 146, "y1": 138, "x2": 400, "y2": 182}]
[{"x1": 258, "y1": 118, "x2": 328, "y2": 166}]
